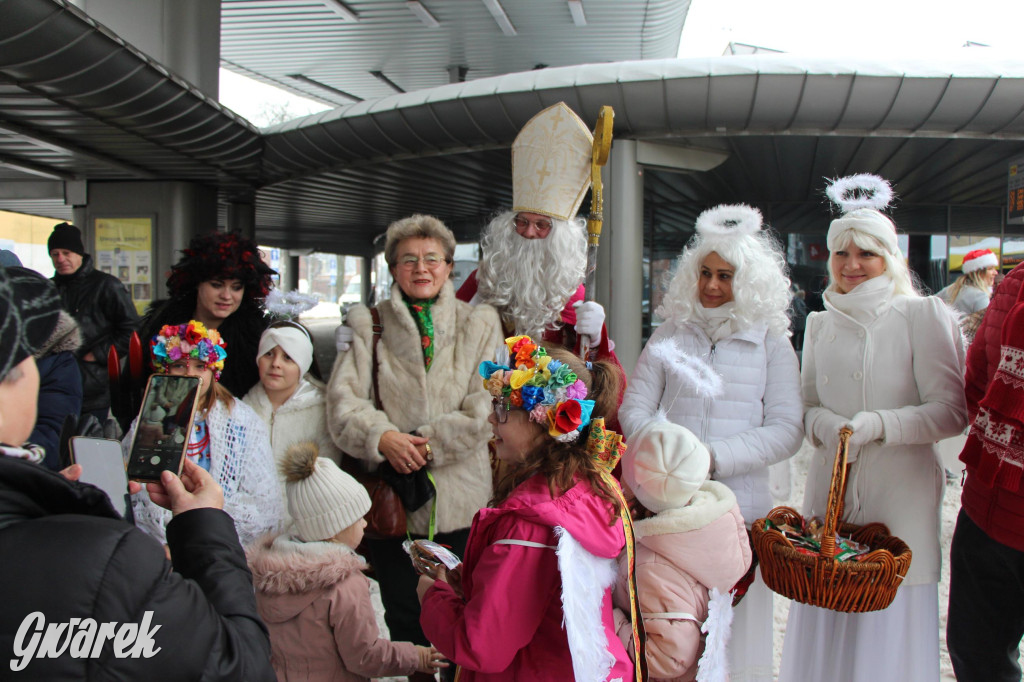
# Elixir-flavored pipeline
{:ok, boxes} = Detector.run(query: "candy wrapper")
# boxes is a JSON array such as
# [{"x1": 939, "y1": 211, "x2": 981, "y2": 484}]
[
  {"x1": 764, "y1": 517, "x2": 871, "y2": 562},
  {"x1": 404, "y1": 539, "x2": 462, "y2": 579}
]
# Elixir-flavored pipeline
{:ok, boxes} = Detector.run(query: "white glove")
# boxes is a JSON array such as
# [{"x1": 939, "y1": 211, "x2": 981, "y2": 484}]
[
  {"x1": 334, "y1": 324, "x2": 354, "y2": 352},
  {"x1": 808, "y1": 408, "x2": 847, "y2": 452},
  {"x1": 846, "y1": 411, "x2": 884, "y2": 448},
  {"x1": 573, "y1": 301, "x2": 605, "y2": 347}
]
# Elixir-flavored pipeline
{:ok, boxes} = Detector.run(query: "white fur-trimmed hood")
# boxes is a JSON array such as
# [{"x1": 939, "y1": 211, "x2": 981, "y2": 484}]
[
  {"x1": 632, "y1": 480, "x2": 738, "y2": 538},
  {"x1": 247, "y1": 532, "x2": 367, "y2": 595}
]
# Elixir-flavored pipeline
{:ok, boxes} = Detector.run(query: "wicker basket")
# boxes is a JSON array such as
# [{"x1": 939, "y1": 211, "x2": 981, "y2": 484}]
[{"x1": 751, "y1": 428, "x2": 912, "y2": 613}]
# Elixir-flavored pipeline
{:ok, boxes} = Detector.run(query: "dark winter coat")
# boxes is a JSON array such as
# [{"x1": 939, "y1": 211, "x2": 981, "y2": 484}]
[
  {"x1": 30, "y1": 311, "x2": 83, "y2": 470},
  {"x1": 0, "y1": 455, "x2": 276, "y2": 681},
  {"x1": 141, "y1": 297, "x2": 268, "y2": 398},
  {"x1": 52, "y1": 255, "x2": 139, "y2": 413}
]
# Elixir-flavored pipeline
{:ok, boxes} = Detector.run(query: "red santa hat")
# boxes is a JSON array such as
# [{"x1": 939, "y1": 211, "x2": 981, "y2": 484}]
[{"x1": 962, "y1": 249, "x2": 998, "y2": 275}]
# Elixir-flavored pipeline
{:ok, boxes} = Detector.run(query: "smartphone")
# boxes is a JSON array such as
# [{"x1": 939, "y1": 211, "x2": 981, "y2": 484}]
[
  {"x1": 125, "y1": 374, "x2": 202, "y2": 483},
  {"x1": 70, "y1": 437, "x2": 134, "y2": 522}
]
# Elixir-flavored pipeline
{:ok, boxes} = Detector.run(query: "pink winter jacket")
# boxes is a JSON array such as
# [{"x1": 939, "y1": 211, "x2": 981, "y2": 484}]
[
  {"x1": 613, "y1": 481, "x2": 751, "y2": 682},
  {"x1": 421, "y1": 473, "x2": 633, "y2": 681},
  {"x1": 247, "y1": 534, "x2": 419, "y2": 682}
]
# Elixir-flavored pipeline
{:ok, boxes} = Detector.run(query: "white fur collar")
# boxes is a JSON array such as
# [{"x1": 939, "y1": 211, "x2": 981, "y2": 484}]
[
  {"x1": 246, "y1": 532, "x2": 366, "y2": 594},
  {"x1": 632, "y1": 480, "x2": 737, "y2": 539}
]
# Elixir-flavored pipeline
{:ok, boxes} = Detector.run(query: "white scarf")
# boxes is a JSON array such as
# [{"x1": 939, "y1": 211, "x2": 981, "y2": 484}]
[
  {"x1": 823, "y1": 275, "x2": 895, "y2": 326},
  {"x1": 691, "y1": 302, "x2": 738, "y2": 344}
]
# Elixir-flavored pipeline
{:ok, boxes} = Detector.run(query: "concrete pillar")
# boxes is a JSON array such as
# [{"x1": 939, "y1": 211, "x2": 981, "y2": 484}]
[
  {"x1": 595, "y1": 139, "x2": 644, "y2": 375},
  {"x1": 286, "y1": 255, "x2": 301, "y2": 291},
  {"x1": 69, "y1": 0, "x2": 220, "y2": 98},
  {"x1": 83, "y1": 181, "x2": 217, "y2": 299},
  {"x1": 227, "y1": 201, "x2": 256, "y2": 241}
]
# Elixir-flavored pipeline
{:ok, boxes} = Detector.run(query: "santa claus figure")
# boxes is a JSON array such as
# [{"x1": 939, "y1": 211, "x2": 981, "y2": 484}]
[
  {"x1": 336, "y1": 103, "x2": 618, "y2": 375},
  {"x1": 456, "y1": 102, "x2": 617, "y2": 365}
]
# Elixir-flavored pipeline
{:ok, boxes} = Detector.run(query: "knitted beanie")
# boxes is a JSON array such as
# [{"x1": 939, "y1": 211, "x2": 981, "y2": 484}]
[
  {"x1": 0, "y1": 266, "x2": 62, "y2": 382},
  {"x1": 47, "y1": 223, "x2": 85, "y2": 256},
  {"x1": 622, "y1": 420, "x2": 710, "y2": 513},
  {"x1": 282, "y1": 441, "x2": 370, "y2": 542},
  {"x1": 962, "y1": 249, "x2": 999, "y2": 275}
]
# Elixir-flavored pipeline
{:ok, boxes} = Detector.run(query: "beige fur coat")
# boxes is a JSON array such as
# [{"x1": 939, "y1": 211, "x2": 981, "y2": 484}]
[{"x1": 326, "y1": 281, "x2": 502, "y2": 534}]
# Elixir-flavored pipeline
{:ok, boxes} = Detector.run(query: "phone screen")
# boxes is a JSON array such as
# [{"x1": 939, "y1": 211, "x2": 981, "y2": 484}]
[
  {"x1": 71, "y1": 437, "x2": 134, "y2": 521},
  {"x1": 126, "y1": 374, "x2": 201, "y2": 483}
]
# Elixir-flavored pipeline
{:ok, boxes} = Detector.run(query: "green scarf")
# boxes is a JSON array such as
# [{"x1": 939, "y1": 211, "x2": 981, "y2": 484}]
[{"x1": 405, "y1": 297, "x2": 436, "y2": 371}]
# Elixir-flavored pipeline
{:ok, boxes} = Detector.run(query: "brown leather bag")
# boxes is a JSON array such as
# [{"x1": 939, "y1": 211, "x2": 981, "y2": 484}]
[{"x1": 340, "y1": 307, "x2": 407, "y2": 539}]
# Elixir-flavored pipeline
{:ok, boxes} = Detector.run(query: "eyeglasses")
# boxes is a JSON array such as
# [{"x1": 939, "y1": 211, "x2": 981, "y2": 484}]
[
  {"x1": 492, "y1": 397, "x2": 509, "y2": 423},
  {"x1": 513, "y1": 216, "x2": 553, "y2": 234},
  {"x1": 398, "y1": 253, "x2": 449, "y2": 269}
]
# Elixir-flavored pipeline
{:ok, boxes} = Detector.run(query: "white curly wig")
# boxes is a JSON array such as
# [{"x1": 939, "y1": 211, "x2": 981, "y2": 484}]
[
  {"x1": 657, "y1": 220, "x2": 793, "y2": 338},
  {"x1": 476, "y1": 209, "x2": 587, "y2": 336}
]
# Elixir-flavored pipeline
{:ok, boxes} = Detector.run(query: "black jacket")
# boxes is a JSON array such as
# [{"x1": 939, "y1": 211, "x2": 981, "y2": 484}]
[
  {"x1": 0, "y1": 456, "x2": 276, "y2": 681},
  {"x1": 52, "y1": 255, "x2": 140, "y2": 412},
  {"x1": 140, "y1": 297, "x2": 268, "y2": 398}
]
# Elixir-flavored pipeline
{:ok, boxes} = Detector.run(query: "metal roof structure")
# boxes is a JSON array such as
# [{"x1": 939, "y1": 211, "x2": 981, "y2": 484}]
[{"x1": 3, "y1": 0, "x2": 1024, "y2": 254}]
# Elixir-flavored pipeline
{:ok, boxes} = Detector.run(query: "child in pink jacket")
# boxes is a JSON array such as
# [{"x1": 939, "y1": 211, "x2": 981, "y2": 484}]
[
  {"x1": 417, "y1": 338, "x2": 635, "y2": 681},
  {"x1": 614, "y1": 420, "x2": 751, "y2": 682},
  {"x1": 247, "y1": 442, "x2": 446, "y2": 681}
]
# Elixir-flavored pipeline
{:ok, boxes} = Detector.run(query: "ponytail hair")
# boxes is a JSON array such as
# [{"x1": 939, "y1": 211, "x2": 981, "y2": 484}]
[{"x1": 490, "y1": 345, "x2": 624, "y2": 522}]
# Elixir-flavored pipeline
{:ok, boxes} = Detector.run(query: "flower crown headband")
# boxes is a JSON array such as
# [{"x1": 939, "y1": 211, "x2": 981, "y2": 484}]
[
  {"x1": 480, "y1": 335, "x2": 595, "y2": 443},
  {"x1": 150, "y1": 320, "x2": 228, "y2": 380}
]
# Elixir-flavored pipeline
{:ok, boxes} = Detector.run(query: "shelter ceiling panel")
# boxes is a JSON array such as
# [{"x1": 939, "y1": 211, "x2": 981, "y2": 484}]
[
  {"x1": 964, "y1": 80, "x2": 1024, "y2": 134},
  {"x1": 789, "y1": 74, "x2": 855, "y2": 130},
  {"x1": 839, "y1": 76, "x2": 902, "y2": 130},
  {"x1": 878, "y1": 78, "x2": 949, "y2": 131},
  {"x1": 748, "y1": 74, "x2": 805, "y2": 130}
]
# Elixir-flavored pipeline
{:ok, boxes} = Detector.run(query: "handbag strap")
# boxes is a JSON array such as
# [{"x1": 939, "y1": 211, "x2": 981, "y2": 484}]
[{"x1": 370, "y1": 307, "x2": 383, "y2": 411}]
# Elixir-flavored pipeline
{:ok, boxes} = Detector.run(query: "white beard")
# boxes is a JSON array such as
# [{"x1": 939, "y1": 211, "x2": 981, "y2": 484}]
[{"x1": 476, "y1": 211, "x2": 587, "y2": 337}]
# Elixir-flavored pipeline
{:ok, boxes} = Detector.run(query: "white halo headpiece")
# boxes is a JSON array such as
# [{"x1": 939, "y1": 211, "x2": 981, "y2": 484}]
[
  {"x1": 826, "y1": 174, "x2": 894, "y2": 214},
  {"x1": 265, "y1": 289, "x2": 319, "y2": 319},
  {"x1": 695, "y1": 204, "x2": 762, "y2": 238}
]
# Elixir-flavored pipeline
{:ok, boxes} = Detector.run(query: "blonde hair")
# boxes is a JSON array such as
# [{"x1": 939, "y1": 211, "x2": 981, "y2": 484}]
[
  {"x1": 825, "y1": 228, "x2": 921, "y2": 298},
  {"x1": 945, "y1": 268, "x2": 991, "y2": 303}
]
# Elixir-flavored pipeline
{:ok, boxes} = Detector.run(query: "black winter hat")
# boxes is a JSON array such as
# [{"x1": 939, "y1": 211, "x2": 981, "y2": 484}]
[
  {"x1": 47, "y1": 223, "x2": 85, "y2": 256},
  {"x1": 0, "y1": 267, "x2": 62, "y2": 382}
]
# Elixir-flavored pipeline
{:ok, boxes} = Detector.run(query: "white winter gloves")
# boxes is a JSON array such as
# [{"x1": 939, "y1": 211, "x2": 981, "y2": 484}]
[
  {"x1": 573, "y1": 300, "x2": 605, "y2": 347},
  {"x1": 808, "y1": 408, "x2": 847, "y2": 452},
  {"x1": 808, "y1": 408, "x2": 885, "y2": 464},
  {"x1": 334, "y1": 324, "x2": 354, "y2": 352},
  {"x1": 846, "y1": 411, "x2": 885, "y2": 448}
]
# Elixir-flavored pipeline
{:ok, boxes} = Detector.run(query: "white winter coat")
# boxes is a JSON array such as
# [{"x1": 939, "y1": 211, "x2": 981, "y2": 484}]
[
  {"x1": 619, "y1": 320, "x2": 804, "y2": 524},
  {"x1": 244, "y1": 377, "x2": 341, "y2": 516},
  {"x1": 801, "y1": 292, "x2": 967, "y2": 585},
  {"x1": 326, "y1": 281, "x2": 502, "y2": 535}
]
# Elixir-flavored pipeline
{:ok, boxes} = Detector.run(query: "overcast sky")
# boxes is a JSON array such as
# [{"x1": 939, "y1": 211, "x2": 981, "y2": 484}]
[{"x1": 220, "y1": 0, "x2": 1024, "y2": 126}]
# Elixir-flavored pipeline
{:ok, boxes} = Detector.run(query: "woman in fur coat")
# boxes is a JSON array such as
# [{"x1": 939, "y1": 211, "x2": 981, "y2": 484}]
[
  {"x1": 618, "y1": 204, "x2": 803, "y2": 682},
  {"x1": 248, "y1": 442, "x2": 444, "y2": 681},
  {"x1": 129, "y1": 320, "x2": 283, "y2": 547},
  {"x1": 613, "y1": 420, "x2": 751, "y2": 682},
  {"x1": 417, "y1": 341, "x2": 634, "y2": 681},
  {"x1": 244, "y1": 320, "x2": 340, "y2": 518},
  {"x1": 327, "y1": 215, "x2": 502, "y2": 663},
  {"x1": 778, "y1": 176, "x2": 967, "y2": 681}
]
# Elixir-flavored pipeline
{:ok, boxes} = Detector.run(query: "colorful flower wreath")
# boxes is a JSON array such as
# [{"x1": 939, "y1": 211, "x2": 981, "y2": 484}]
[
  {"x1": 479, "y1": 335, "x2": 595, "y2": 443},
  {"x1": 150, "y1": 320, "x2": 228, "y2": 380}
]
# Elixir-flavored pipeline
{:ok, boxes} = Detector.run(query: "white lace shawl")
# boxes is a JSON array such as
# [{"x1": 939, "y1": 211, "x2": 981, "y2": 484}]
[{"x1": 128, "y1": 399, "x2": 284, "y2": 547}]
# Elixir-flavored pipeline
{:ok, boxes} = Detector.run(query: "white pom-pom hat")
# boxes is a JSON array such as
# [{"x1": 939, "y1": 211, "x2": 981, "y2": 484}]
[
  {"x1": 622, "y1": 420, "x2": 710, "y2": 513},
  {"x1": 961, "y1": 248, "x2": 999, "y2": 275},
  {"x1": 825, "y1": 174, "x2": 899, "y2": 255}
]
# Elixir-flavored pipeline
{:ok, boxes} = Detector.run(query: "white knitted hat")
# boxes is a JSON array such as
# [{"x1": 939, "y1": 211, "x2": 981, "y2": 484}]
[
  {"x1": 282, "y1": 442, "x2": 370, "y2": 542},
  {"x1": 622, "y1": 420, "x2": 710, "y2": 513}
]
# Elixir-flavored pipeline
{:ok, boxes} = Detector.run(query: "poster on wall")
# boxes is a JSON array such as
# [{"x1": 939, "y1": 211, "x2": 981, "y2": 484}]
[{"x1": 94, "y1": 217, "x2": 153, "y2": 315}]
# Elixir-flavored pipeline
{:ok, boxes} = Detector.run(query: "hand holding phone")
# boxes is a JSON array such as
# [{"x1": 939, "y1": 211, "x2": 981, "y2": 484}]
[{"x1": 145, "y1": 458, "x2": 224, "y2": 516}]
